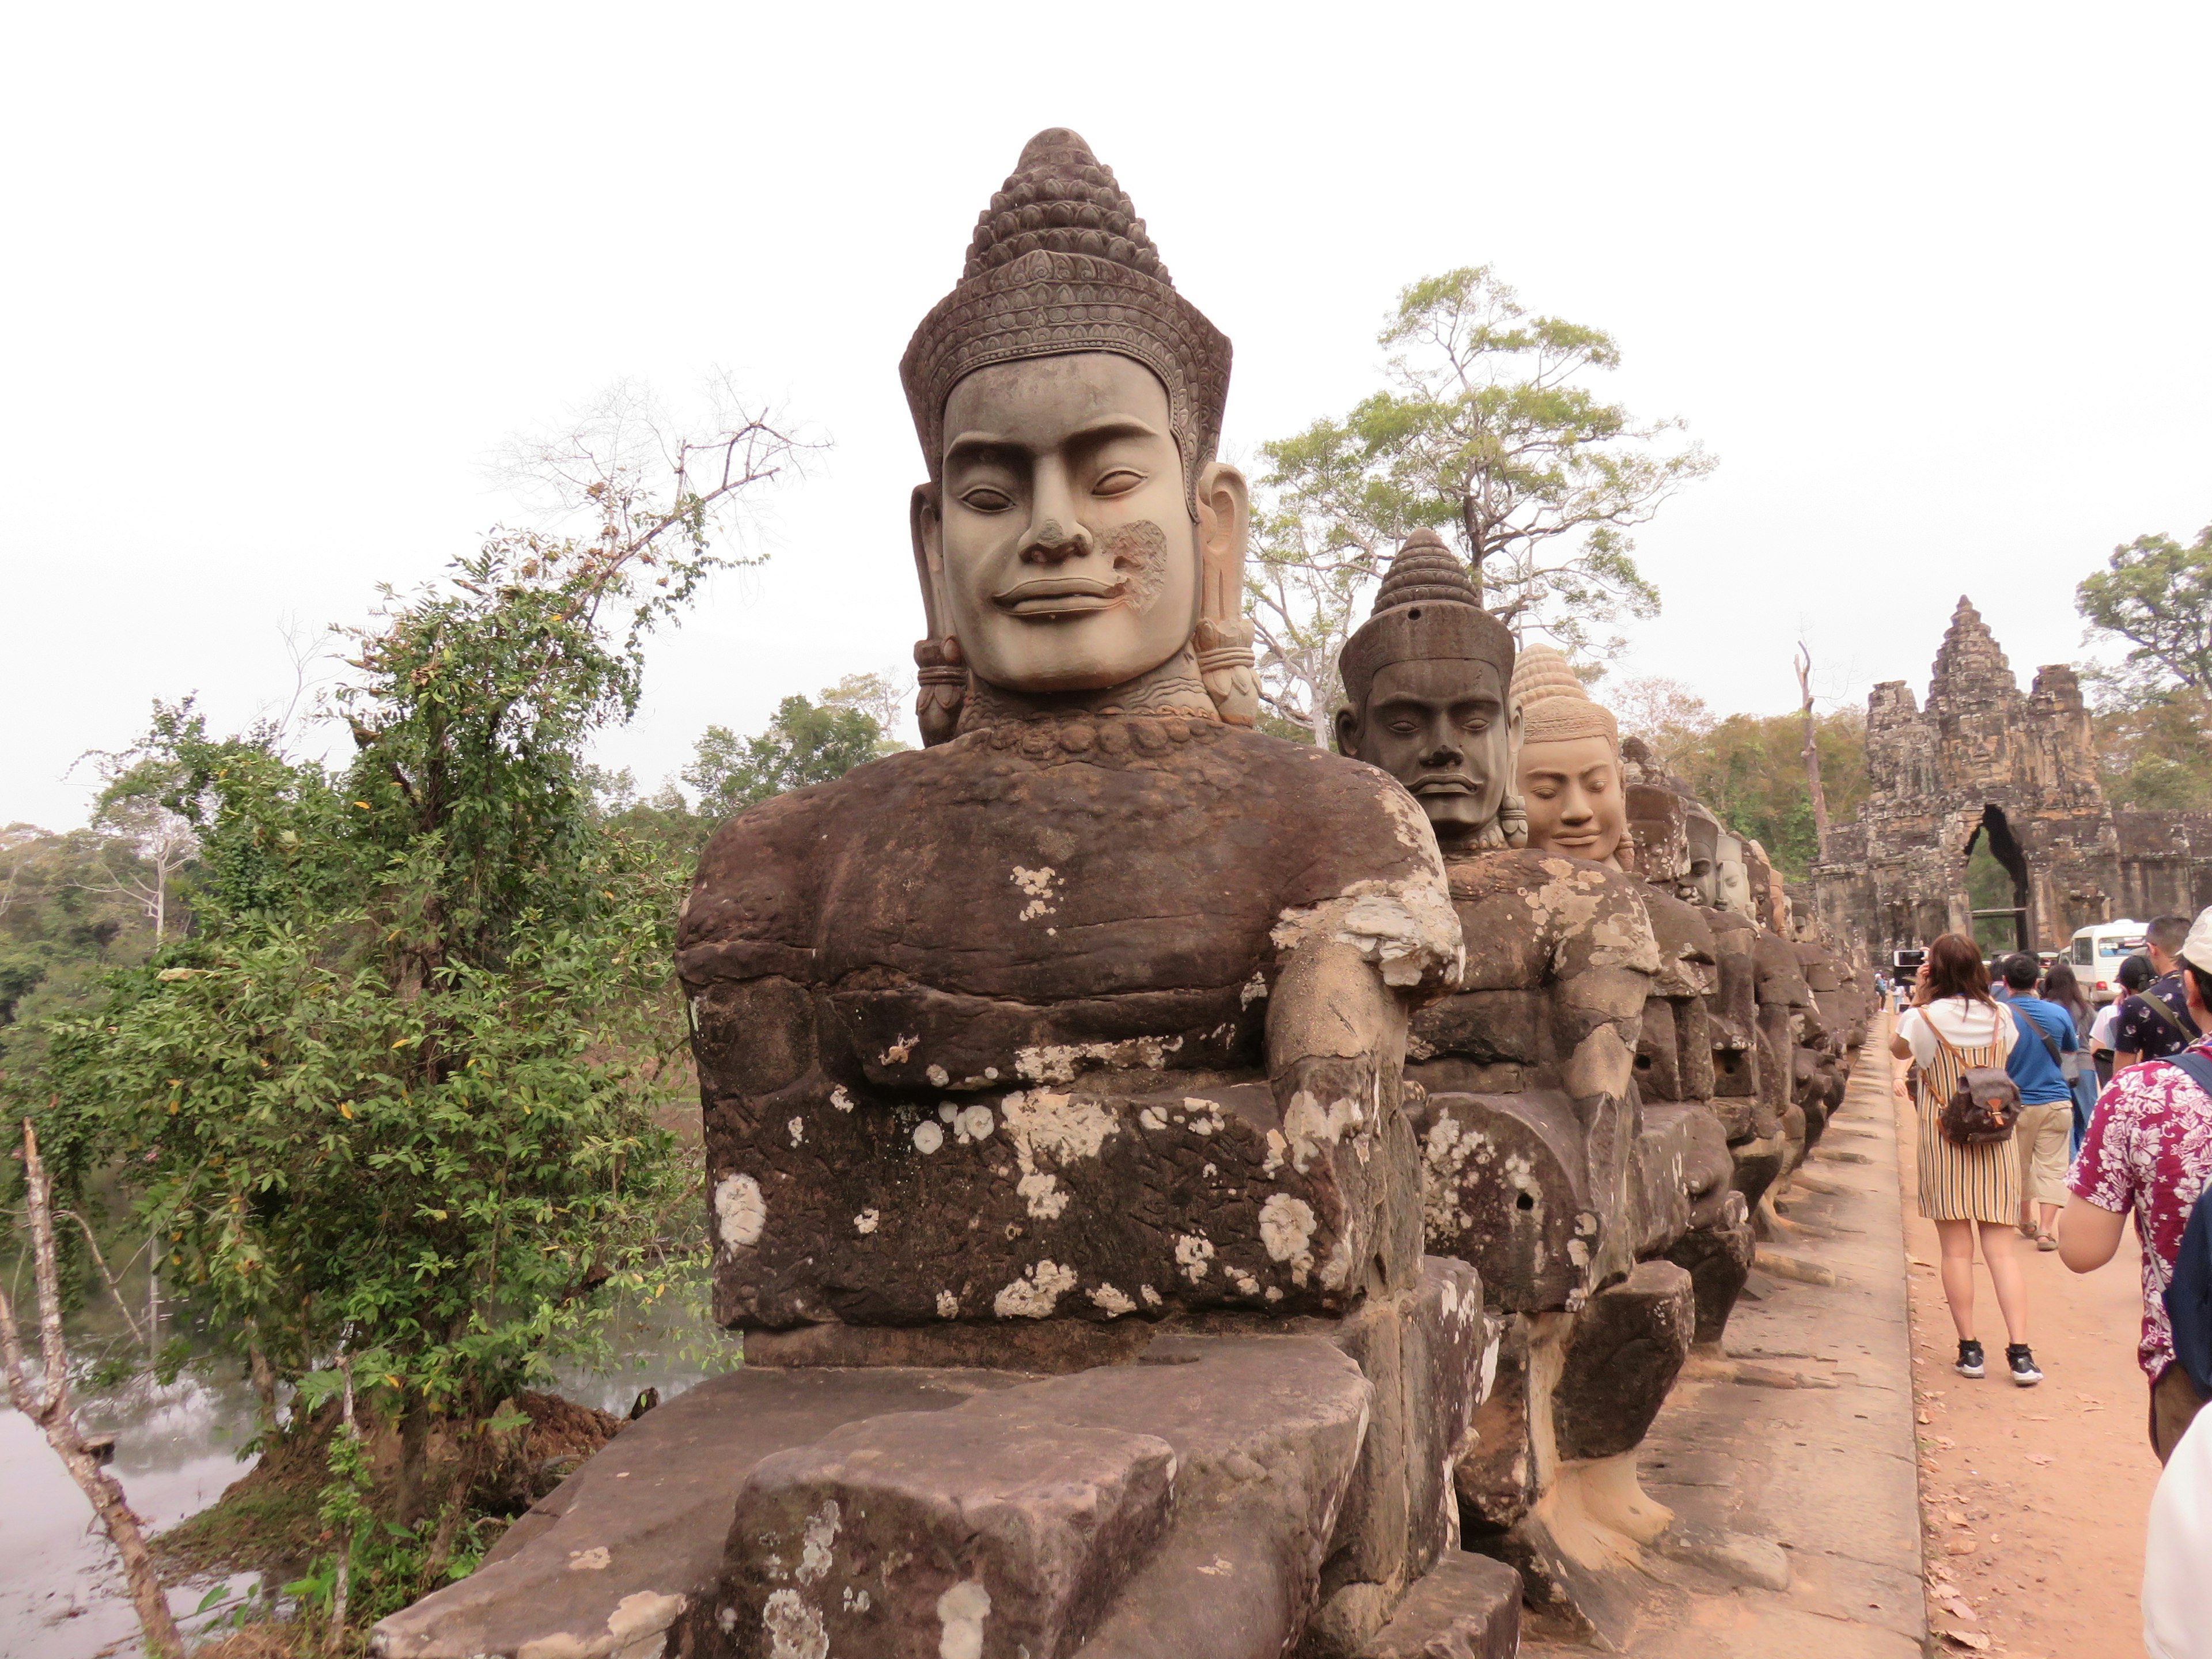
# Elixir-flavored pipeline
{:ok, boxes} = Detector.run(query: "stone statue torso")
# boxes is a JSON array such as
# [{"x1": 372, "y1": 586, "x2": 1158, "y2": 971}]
[{"x1": 677, "y1": 713, "x2": 1448, "y2": 1331}]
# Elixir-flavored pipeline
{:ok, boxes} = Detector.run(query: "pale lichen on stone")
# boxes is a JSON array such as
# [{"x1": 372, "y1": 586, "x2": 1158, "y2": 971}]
[
  {"x1": 993, "y1": 1259, "x2": 1077, "y2": 1318},
  {"x1": 761, "y1": 1588, "x2": 828, "y2": 1659},
  {"x1": 935, "y1": 1579, "x2": 991, "y2": 1659},
  {"x1": 713, "y1": 1175, "x2": 766, "y2": 1249},
  {"x1": 1270, "y1": 876, "x2": 1464, "y2": 990},
  {"x1": 1013, "y1": 1035, "x2": 1181, "y2": 1084},
  {"x1": 796, "y1": 1502, "x2": 839, "y2": 1585}
]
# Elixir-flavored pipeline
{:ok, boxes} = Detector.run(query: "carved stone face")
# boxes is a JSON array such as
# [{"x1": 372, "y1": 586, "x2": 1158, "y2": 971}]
[
  {"x1": 920, "y1": 353, "x2": 1216, "y2": 695},
  {"x1": 1518, "y1": 735, "x2": 1628, "y2": 868},
  {"x1": 1684, "y1": 805, "x2": 1720, "y2": 903},
  {"x1": 1335, "y1": 657, "x2": 1514, "y2": 846},
  {"x1": 1713, "y1": 834, "x2": 1755, "y2": 918}
]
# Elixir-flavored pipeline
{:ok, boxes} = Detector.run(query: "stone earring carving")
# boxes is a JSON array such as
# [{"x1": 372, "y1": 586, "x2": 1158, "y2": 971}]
[{"x1": 913, "y1": 634, "x2": 965, "y2": 747}]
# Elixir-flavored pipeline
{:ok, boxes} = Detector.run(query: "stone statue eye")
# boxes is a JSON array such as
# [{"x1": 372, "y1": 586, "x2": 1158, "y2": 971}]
[
  {"x1": 960, "y1": 486, "x2": 1016, "y2": 512},
  {"x1": 1093, "y1": 468, "x2": 1146, "y2": 497}
]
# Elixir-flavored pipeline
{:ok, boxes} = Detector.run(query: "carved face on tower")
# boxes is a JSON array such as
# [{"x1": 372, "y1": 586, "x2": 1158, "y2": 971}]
[
  {"x1": 1510, "y1": 646, "x2": 1629, "y2": 869},
  {"x1": 901, "y1": 128, "x2": 1255, "y2": 730},
  {"x1": 1335, "y1": 532, "x2": 1521, "y2": 852}
]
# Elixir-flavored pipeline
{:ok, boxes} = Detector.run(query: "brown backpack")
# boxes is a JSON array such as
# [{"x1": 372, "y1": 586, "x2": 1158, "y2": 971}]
[{"x1": 1928, "y1": 1014, "x2": 2022, "y2": 1146}]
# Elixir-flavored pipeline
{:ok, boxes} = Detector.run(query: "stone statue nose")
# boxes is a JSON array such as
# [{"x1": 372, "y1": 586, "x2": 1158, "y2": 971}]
[{"x1": 1022, "y1": 517, "x2": 1090, "y2": 564}]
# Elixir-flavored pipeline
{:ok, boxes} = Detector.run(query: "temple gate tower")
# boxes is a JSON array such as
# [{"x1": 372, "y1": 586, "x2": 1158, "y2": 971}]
[{"x1": 1813, "y1": 597, "x2": 2212, "y2": 962}]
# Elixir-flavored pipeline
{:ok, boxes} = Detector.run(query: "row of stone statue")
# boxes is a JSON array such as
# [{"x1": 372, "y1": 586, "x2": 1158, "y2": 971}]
[{"x1": 376, "y1": 127, "x2": 1873, "y2": 1659}]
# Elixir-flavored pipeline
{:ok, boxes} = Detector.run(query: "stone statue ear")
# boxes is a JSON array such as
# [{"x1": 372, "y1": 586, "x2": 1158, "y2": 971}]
[
  {"x1": 1333, "y1": 705, "x2": 1360, "y2": 758},
  {"x1": 910, "y1": 482, "x2": 967, "y2": 747},
  {"x1": 1193, "y1": 461, "x2": 1249, "y2": 624},
  {"x1": 910, "y1": 483, "x2": 946, "y2": 641},
  {"x1": 1192, "y1": 461, "x2": 1260, "y2": 727},
  {"x1": 1498, "y1": 698, "x2": 1529, "y2": 848}
]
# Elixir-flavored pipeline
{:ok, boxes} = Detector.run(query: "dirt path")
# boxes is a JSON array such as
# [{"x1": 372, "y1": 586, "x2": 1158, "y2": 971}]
[{"x1": 1893, "y1": 1040, "x2": 2160, "y2": 1658}]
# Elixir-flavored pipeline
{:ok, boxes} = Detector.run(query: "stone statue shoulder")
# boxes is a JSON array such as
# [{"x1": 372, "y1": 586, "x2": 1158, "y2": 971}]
[
  {"x1": 1444, "y1": 847, "x2": 1660, "y2": 991},
  {"x1": 677, "y1": 718, "x2": 1455, "y2": 1003}
]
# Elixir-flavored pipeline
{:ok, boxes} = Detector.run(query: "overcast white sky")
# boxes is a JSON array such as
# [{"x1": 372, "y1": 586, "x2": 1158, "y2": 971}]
[{"x1": 5, "y1": 2, "x2": 2207, "y2": 831}]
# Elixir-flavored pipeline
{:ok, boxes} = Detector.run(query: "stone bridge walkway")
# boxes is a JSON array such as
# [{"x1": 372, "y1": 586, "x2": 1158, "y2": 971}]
[{"x1": 1532, "y1": 1021, "x2": 1927, "y2": 1656}]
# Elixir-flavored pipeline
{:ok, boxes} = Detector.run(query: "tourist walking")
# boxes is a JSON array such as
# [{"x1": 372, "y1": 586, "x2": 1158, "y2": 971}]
[
  {"x1": 2061, "y1": 906, "x2": 2212, "y2": 1461},
  {"x1": 1892, "y1": 933, "x2": 2041, "y2": 1385},
  {"x1": 2092, "y1": 954, "x2": 2153, "y2": 1089},
  {"x1": 1995, "y1": 952, "x2": 2078, "y2": 1248},
  {"x1": 2039, "y1": 959, "x2": 2098, "y2": 1154},
  {"x1": 2115, "y1": 915, "x2": 2205, "y2": 1072}
]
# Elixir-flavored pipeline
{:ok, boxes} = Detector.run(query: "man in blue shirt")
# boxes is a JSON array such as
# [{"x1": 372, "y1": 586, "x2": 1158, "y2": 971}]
[{"x1": 1995, "y1": 952, "x2": 2079, "y2": 1249}]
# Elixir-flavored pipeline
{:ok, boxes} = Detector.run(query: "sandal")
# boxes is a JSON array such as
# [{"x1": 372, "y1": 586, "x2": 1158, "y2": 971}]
[{"x1": 2036, "y1": 1231, "x2": 2060, "y2": 1252}]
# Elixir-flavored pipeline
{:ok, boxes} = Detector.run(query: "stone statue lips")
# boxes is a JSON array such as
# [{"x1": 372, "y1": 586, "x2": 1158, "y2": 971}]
[
  {"x1": 993, "y1": 572, "x2": 1126, "y2": 619},
  {"x1": 1410, "y1": 771, "x2": 1481, "y2": 799}
]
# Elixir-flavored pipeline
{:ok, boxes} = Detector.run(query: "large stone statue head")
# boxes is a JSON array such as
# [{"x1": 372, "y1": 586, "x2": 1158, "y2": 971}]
[
  {"x1": 1334, "y1": 531, "x2": 1523, "y2": 852},
  {"x1": 1510, "y1": 646, "x2": 1629, "y2": 868},
  {"x1": 1713, "y1": 831, "x2": 1755, "y2": 918},
  {"x1": 901, "y1": 129, "x2": 1257, "y2": 738},
  {"x1": 1683, "y1": 802, "x2": 1721, "y2": 903}
]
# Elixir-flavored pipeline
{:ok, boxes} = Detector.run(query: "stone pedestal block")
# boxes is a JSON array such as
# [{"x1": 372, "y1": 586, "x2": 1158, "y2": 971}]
[
  {"x1": 1664, "y1": 1206, "x2": 1756, "y2": 1347},
  {"x1": 1354, "y1": 1550, "x2": 1521, "y2": 1659},
  {"x1": 1629, "y1": 1104, "x2": 1733, "y2": 1259},
  {"x1": 367, "y1": 1366, "x2": 1028, "y2": 1659},
  {"x1": 718, "y1": 1335, "x2": 1373, "y2": 1659}
]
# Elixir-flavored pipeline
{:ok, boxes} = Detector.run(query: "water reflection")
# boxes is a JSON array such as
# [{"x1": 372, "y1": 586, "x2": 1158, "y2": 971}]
[
  {"x1": 1, "y1": 1376, "x2": 262, "y2": 1659},
  {"x1": 1, "y1": 1292, "x2": 738, "y2": 1656}
]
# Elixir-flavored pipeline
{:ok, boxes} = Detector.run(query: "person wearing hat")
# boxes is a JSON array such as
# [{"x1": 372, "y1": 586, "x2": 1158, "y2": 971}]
[{"x1": 2061, "y1": 906, "x2": 2212, "y2": 1460}]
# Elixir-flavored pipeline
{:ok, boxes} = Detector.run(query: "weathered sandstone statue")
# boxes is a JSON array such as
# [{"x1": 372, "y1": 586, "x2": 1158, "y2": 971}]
[
  {"x1": 1336, "y1": 550, "x2": 1695, "y2": 1642},
  {"x1": 373, "y1": 128, "x2": 1522, "y2": 1659},
  {"x1": 1509, "y1": 645, "x2": 1630, "y2": 871}
]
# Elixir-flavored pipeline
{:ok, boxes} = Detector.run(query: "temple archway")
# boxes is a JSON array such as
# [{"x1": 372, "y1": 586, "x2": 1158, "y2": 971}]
[{"x1": 1964, "y1": 804, "x2": 2031, "y2": 954}]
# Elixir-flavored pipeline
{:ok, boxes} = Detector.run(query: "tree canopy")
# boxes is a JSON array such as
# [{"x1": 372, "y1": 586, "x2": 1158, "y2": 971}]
[
  {"x1": 2076, "y1": 524, "x2": 2212, "y2": 811},
  {"x1": 681, "y1": 674, "x2": 906, "y2": 821},
  {"x1": 9, "y1": 388, "x2": 797, "y2": 1612},
  {"x1": 1611, "y1": 676, "x2": 1869, "y2": 879},
  {"x1": 1247, "y1": 267, "x2": 1714, "y2": 738}
]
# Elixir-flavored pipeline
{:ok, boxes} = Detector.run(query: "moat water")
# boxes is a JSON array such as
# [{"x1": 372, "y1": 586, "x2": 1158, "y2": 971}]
[{"x1": 2, "y1": 1301, "x2": 737, "y2": 1658}]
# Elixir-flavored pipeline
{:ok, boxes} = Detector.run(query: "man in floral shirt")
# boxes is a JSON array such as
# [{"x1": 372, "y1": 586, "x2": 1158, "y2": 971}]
[{"x1": 2062, "y1": 906, "x2": 2212, "y2": 1461}]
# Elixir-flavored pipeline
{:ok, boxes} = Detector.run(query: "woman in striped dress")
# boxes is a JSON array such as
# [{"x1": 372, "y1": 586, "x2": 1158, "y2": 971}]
[{"x1": 1890, "y1": 933, "x2": 2041, "y2": 1385}]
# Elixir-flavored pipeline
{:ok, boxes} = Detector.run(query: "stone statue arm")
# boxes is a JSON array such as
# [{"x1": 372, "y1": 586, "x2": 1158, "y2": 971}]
[
  {"x1": 1546, "y1": 869, "x2": 1662, "y2": 1124},
  {"x1": 676, "y1": 787, "x2": 839, "y2": 1123},
  {"x1": 1264, "y1": 875, "x2": 1464, "y2": 1144},
  {"x1": 1543, "y1": 868, "x2": 1661, "y2": 1285}
]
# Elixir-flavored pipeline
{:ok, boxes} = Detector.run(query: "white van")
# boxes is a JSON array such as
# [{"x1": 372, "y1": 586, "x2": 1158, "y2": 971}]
[{"x1": 2066, "y1": 919, "x2": 2149, "y2": 1003}]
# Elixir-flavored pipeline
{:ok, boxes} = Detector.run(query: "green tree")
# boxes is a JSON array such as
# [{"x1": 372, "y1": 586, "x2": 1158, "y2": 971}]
[
  {"x1": 684, "y1": 691, "x2": 888, "y2": 819},
  {"x1": 2077, "y1": 526, "x2": 2212, "y2": 697},
  {"x1": 1247, "y1": 267, "x2": 1714, "y2": 737},
  {"x1": 17, "y1": 390, "x2": 795, "y2": 1556},
  {"x1": 2077, "y1": 525, "x2": 2212, "y2": 810},
  {"x1": 1628, "y1": 702, "x2": 1869, "y2": 880}
]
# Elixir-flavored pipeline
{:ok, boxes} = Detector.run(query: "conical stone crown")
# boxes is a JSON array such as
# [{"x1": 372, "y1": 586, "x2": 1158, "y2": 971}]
[
  {"x1": 1369, "y1": 528, "x2": 1480, "y2": 613},
  {"x1": 963, "y1": 128, "x2": 1166, "y2": 283}
]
